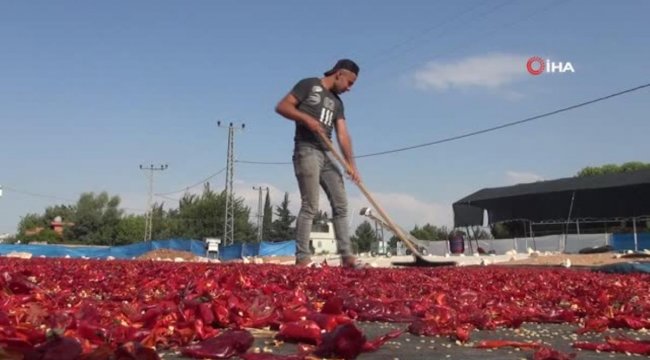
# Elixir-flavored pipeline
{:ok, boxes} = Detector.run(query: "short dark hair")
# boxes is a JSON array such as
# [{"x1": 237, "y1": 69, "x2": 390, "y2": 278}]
[{"x1": 324, "y1": 59, "x2": 360, "y2": 77}]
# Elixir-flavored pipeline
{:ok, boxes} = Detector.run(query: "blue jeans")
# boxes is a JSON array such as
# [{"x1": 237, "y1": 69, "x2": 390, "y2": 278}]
[{"x1": 293, "y1": 145, "x2": 353, "y2": 262}]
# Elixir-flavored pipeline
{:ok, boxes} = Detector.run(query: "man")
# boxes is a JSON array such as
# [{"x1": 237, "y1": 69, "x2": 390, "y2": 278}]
[{"x1": 275, "y1": 59, "x2": 361, "y2": 267}]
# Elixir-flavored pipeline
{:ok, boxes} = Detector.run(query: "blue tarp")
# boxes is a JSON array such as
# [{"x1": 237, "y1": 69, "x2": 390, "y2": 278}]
[
  {"x1": 218, "y1": 240, "x2": 296, "y2": 261},
  {"x1": 0, "y1": 238, "x2": 205, "y2": 259},
  {"x1": 0, "y1": 238, "x2": 296, "y2": 261},
  {"x1": 242, "y1": 243, "x2": 260, "y2": 258},
  {"x1": 259, "y1": 241, "x2": 296, "y2": 257},
  {"x1": 594, "y1": 262, "x2": 650, "y2": 274},
  {"x1": 611, "y1": 233, "x2": 650, "y2": 251},
  {"x1": 219, "y1": 243, "x2": 243, "y2": 261}
]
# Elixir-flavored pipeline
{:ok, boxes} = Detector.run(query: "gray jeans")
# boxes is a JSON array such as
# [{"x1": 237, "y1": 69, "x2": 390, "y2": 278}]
[{"x1": 293, "y1": 145, "x2": 352, "y2": 262}]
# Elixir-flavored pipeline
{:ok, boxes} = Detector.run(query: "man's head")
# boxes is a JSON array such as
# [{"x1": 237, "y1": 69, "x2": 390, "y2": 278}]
[{"x1": 324, "y1": 59, "x2": 359, "y2": 94}]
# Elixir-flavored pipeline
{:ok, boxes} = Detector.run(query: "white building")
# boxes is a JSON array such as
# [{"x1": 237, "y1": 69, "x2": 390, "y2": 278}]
[
  {"x1": 0, "y1": 233, "x2": 13, "y2": 243},
  {"x1": 310, "y1": 222, "x2": 338, "y2": 255}
]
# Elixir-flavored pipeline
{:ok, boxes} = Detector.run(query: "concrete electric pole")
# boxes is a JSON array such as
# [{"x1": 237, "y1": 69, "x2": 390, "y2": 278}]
[
  {"x1": 139, "y1": 164, "x2": 168, "y2": 242},
  {"x1": 252, "y1": 186, "x2": 269, "y2": 242}
]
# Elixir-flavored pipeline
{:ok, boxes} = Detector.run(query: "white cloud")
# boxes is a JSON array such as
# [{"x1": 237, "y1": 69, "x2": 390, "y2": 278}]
[
  {"x1": 505, "y1": 171, "x2": 544, "y2": 185},
  {"x1": 413, "y1": 53, "x2": 529, "y2": 91}
]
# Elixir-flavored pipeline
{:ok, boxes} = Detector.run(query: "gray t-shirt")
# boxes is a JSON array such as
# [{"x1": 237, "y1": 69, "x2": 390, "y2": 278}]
[{"x1": 291, "y1": 77, "x2": 345, "y2": 149}]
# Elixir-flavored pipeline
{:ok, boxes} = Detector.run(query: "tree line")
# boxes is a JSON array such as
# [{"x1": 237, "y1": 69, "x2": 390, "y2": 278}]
[
  {"x1": 10, "y1": 162, "x2": 647, "y2": 249},
  {"x1": 9, "y1": 183, "x2": 474, "y2": 254},
  {"x1": 11, "y1": 185, "x2": 297, "y2": 246}
]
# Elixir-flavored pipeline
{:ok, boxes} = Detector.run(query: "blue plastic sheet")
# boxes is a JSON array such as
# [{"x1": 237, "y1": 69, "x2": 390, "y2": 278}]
[
  {"x1": 594, "y1": 262, "x2": 650, "y2": 274},
  {"x1": 218, "y1": 240, "x2": 296, "y2": 261},
  {"x1": 610, "y1": 233, "x2": 650, "y2": 251},
  {"x1": 218, "y1": 243, "x2": 243, "y2": 261},
  {"x1": 0, "y1": 239, "x2": 296, "y2": 261},
  {"x1": 259, "y1": 240, "x2": 296, "y2": 257},
  {"x1": 0, "y1": 238, "x2": 205, "y2": 259}
]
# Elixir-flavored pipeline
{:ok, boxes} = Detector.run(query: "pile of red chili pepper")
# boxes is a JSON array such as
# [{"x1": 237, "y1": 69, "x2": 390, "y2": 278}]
[{"x1": 1, "y1": 257, "x2": 649, "y2": 359}]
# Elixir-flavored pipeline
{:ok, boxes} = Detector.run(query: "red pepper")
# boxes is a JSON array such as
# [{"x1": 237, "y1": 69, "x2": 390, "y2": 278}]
[
  {"x1": 277, "y1": 320, "x2": 322, "y2": 345},
  {"x1": 475, "y1": 339, "x2": 543, "y2": 349},
  {"x1": 573, "y1": 337, "x2": 650, "y2": 355},
  {"x1": 533, "y1": 346, "x2": 576, "y2": 360},
  {"x1": 240, "y1": 353, "x2": 305, "y2": 360},
  {"x1": 314, "y1": 323, "x2": 366, "y2": 360},
  {"x1": 361, "y1": 328, "x2": 404, "y2": 352},
  {"x1": 181, "y1": 329, "x2": 254, "y2": 359}
]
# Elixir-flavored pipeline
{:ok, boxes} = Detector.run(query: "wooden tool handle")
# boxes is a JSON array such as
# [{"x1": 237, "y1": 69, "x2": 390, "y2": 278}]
[{"x1": 317, "y1": 133, "x2": 423, "y2": 257}]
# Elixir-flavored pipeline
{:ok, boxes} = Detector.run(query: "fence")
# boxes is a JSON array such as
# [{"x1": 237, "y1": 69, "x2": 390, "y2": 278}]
[{"x1": 402, "y1": 232, "x2": 648, "y2": 256}]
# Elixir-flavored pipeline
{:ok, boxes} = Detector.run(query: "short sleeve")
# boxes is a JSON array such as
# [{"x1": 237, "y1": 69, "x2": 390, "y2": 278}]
[
  {"x1": 290, "y1": 78, "x2": 315, "y2": 103},
  {"x1": 337, "y1": 101, "x2": 345, "y2": 120}
]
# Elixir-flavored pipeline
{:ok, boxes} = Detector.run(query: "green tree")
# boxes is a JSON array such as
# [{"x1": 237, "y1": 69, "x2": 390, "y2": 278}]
[
  {"x1": 163, "y1": 185, "x2": 255, "y2": 242},
  {"x1": 24, "y1": 228, "x2": 60, "y2": 244},
  {"x1": 43, "y1": 204, "x2": 75, "y2": 225},
  {"x1": 262, "y1": 190, "x2": 273, "y2": 240},
  {"x1": 490, "y1": 222, "x2": 513, "y2": 239},
  {"x1": 312, "y1": 210, "x2": 329, "y2": 232},
  {"x1": 17, "y1": 213, "x2": 48, "y2": 235},
  {"x1": 577, "y1": 162, "x2": 650, "y2": 177},
  {"x1": 388, "y1": 235, "x2": 398, "y2": 254},
  {"x1": 464, "y1": 225, "x2": 492, "y2": 240},
  {"x1": 114, "y1": 214, "x2": 146, "y2": 245},
  {"x1": 67, "y1": 192, "x2": 123, "y2": 245},
  {"x1": 270, "y1": 192, "x2": 295, "y2": 241},
  {"x1": 351, "y1": 221, "x2": 376, "y2": 254},
  {"x1": 410, "y1": 223, "x2": 449, "y2": 241},
  {"x1": 13, "y1": 184, "x2": 259, "y2": 245}
]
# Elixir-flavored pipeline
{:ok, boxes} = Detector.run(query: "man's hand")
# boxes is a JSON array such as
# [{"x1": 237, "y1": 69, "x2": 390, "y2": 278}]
[
  {"x1": 347, "y1": 165, "x2": 361, "y2": 184},
  {"x1": 276, "y1": 93, "x2": 325, "y2": 138},
  {"x1": 304, "y1": 117, "x2": 326, "y2": 138}
]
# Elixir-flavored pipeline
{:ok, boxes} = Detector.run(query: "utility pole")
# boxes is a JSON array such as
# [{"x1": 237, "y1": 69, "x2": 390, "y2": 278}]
[
  {"x1": 218, "y1": 121, "x2": 245, "y2": 246},
  {"x1": 139, "y1": 164, "x2": 168, "y2": 242},
  {"x1": 253, "y1": 186, "x2": 269, "y2": 242}
]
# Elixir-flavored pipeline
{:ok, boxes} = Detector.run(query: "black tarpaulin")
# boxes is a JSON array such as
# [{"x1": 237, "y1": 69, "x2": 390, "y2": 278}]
[{"x1": 453, "y1": 169, "x2": 650, "y2": 227}]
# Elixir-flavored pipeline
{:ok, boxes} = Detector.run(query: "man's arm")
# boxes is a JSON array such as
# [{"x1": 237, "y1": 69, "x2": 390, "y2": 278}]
[
  {"x1": 335, "y1": 118, "x2": 360, "y2": 183},
  {"x1": 275, "y1": 94, "x2": 324, "y2": 137}
]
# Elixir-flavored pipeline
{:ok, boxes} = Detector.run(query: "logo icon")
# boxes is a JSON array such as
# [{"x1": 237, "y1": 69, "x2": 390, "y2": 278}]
[
  {"x1": 527, "y1": 56, "x2": 575, "y2": 76},
  {"x1": 526, "y1": 56, "x2": 545, "y2": 76}
]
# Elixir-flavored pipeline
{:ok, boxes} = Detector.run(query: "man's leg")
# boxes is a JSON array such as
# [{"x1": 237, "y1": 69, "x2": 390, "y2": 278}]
[
  {"x1": 320, "y1": 154, "x2": 354, "y2": 261},
  {"x1": 293, "y1": 146, "x2": 322, "y2": 264}
]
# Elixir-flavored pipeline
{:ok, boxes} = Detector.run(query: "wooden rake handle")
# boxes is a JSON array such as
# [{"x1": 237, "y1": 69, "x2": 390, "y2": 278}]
[{"x1": 316, "y1": 133, "x2": 423, "y2": 257}]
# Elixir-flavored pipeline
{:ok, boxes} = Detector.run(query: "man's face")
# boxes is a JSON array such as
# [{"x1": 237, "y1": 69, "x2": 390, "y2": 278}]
[{"x1": 333, "y1": 70, "x2": 357, "y2": 94}]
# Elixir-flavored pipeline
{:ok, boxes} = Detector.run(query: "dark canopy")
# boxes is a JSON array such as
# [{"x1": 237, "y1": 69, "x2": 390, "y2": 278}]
[{"x1": 453, "y1": 169, "x2": 650, "y2": 227}]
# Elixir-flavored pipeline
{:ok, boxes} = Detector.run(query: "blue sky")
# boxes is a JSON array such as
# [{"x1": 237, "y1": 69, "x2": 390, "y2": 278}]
[{"x1": 1, "y1": 0, "x2": 649, "y2": 235}]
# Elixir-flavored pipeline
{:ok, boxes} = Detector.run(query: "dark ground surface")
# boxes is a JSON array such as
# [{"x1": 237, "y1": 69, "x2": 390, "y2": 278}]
[{"x1": 162, "y1": 322, "x2": 650, "y2": 359}]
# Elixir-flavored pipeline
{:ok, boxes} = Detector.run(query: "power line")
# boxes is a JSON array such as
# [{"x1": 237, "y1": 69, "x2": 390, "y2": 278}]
[
  {"x1": 365, "y1": 2, "x2": 491, "y2": 63},
  {"x1": 367, "y1": 0, "x2": 515, "y2": 71},
  {"x1": 372, "y1": 0, "x2": 569, "y2": 83},
  {"x1": 237, "y1": 82, "x2": 650, "y2": 164},
  {"x1": 155, "y1": 167, "x2": 227, "y2": 196},
  {"x1": 356, "y1": 82, "x2": 650, "y2": 158},
  {"x1": 156, "y1": 194, "x2": 180, "y2": 202},
  {"x1": 3, "y1": 185, "x2": 148, "y2": 212},
  {"x1": 1, "y1": 186, "x2": 76, "y2": 202}
]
